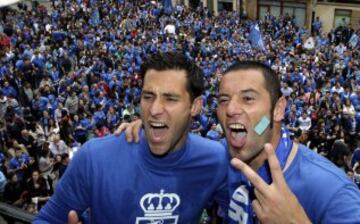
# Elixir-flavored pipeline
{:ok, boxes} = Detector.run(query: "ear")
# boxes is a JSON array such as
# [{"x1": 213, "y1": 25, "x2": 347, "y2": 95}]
[
  {"x1": 190, "y1": 96, "x2": 203, "y2": 117},
  {"x1": 273, "y1": 96, "x2": 286, "y2": 122}
]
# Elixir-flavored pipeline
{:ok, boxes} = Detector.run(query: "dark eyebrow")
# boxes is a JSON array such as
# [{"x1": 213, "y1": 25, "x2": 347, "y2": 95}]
[
  {"x1": 142, "y1": 90, "x2": 154, "y2": 95},
  {"x1": 142, "y1": 90, "x2": 180, "y2": 98},
  {"x1": 217, "y1": 89, "x2": 260, "y2": 97},
  {"x1": 163, "y1": 93, "x2": 180, "y2": 98},
  {"x1": 240, "y1": 89, "x2": 260, "y2": 95},
  {"x1": 217, "y1": 93, "x2": 229, "y2": 98}
]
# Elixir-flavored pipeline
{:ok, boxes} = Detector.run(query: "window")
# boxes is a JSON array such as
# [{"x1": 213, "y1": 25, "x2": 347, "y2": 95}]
[
  {"x1": 334, "y1": 9, "x2": 352, "y2": 28},
  {"x1": 318, "y1": 0, "x2": 360, "y2": 4}
]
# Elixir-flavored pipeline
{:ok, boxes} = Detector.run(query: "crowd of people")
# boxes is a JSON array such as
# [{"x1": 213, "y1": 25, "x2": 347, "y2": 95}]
[{"x1": 0, "y1": 0, "x2": 358, "y2": 218}]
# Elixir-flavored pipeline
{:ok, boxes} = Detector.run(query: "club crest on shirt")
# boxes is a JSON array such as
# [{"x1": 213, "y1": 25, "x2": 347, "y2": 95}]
[{"x1": 135, "y1": 189, "x2": 180, "y2": 224}]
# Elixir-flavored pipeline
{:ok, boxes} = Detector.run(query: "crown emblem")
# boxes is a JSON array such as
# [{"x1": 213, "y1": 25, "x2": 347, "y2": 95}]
[{"x1": 140, "y1": 189, "x2": 180, "y2": 217}]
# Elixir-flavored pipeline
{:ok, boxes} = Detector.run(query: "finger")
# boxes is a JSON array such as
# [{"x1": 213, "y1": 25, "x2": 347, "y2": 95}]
[
  {"x1": 264, "y1": 143, "x2": 286, "y2": 186},
  {"x1": 231, "y1": 158, "x2": 269, "y2": 195},
  {"x1": 114, "y1": 123, "x2": 129, "y2": 136},
  {"x1": 253, "y1": 188, "x2": 265, "y2": 203},
  {"x1": 252, "y1": 199, "x2": 264, "y2": 221},
  {"x1": 124, "y1": 125, "x2": 133, "y2": 142},
  {"x1": 133, "y1": 120, "x2": 143, "y2": 143},
  {"x1": 68, "y1": 210, "x2": 80, "y2": 224}
]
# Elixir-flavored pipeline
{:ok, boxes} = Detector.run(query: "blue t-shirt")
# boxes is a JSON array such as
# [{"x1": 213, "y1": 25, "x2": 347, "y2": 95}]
[
  {"x1": 226, "y1": 142, "x2": 360, "y2": 224},
  {"x1": 206, "y1": 130, "x2": 221, "y2": 141},
  {"x1": 9, "y1": 154, "x2": 30, "y2": 180},
  {"x1": 34, "y1": 133, "x2": 228, "y2": 223},
  {"x1": 351, "y1": 148, "x2": 360, "y2": 167}
]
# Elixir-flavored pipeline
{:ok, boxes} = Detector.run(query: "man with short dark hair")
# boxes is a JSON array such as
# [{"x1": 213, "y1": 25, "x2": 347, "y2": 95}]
[
  {"x1": 218, "y1": 61, "x2": 360, "y2": 223},
  {"x1": 34, "y1": 52, "x2": 228, "y2": 223}
]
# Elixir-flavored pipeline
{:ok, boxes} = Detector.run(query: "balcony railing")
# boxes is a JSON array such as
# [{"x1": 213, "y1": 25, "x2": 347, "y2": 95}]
[{"x1": 0, "y1": 202, "x2": 34, "y2": 224}]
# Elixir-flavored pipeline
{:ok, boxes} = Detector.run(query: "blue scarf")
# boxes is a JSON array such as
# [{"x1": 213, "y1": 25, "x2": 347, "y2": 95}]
[
  {"x1": 227, "y1": 127, "x2": 293, "y2": 224},
  {"x1": 257, "y1": 127, "x2": 292, "y2": 184}
]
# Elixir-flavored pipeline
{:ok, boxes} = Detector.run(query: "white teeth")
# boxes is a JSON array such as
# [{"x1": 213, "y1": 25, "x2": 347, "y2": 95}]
[
  {"x1": 150, "y1": 122, "x2": 166, "y2": 127},
  {"x1": 229, "y1": 123, "x2": 245, "y2": 129}
]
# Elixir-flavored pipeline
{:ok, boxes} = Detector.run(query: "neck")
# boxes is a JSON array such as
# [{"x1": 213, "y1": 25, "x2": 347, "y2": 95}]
[
  {"x1": 149, "y1": 131, "x2": 189, "y2": 158},
  {"x1": 248, "y1": 130, "x2": 282, "y2": 171}
]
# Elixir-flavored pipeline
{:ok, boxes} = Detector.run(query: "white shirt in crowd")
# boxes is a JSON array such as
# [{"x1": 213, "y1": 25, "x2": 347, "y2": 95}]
[
  {"x1": 49, "y1": 139, "x2": 69, "y2": 156},
  {"x1": 298, "y1": 115, "x2": 312, "y2": 131}
]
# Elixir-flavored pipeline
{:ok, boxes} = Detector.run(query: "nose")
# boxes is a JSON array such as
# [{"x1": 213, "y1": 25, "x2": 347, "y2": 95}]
[
  {"x1": 226, "y1": 96, "x2": 243, "y2": 117},
  {"x1": 149, "y1": 98, "x2": 165, "y2": 116}
]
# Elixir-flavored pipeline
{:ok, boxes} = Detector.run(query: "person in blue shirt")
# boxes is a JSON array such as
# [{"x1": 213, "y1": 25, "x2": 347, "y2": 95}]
[
  {"x1": 34, "y1": 52, "x2": 228, "y2": 223},
  {"x1": 206, "y1": 122, "x2": 221, "y2": 141},
  {"x1": 217, "y1": 61, "x2": 360, "y2": 224},
  {"x1": 9, "y1": 147, "x2": 30, "y2": 182},
  {"x1": 1, "y1": 81, "x2": 17, "y2": 98},
  {"x1": 312, "y1": 17, "x2": 322, "y2": 35},
  {"x1": 119, "y1": 61, "x2": 360, "y2": 223},
  {"x1": 92, "y1": 104, "x2": 106, "y2": 127},
  {"x1": 350, "y1": 86, "x2": 360, "y2": 110}
]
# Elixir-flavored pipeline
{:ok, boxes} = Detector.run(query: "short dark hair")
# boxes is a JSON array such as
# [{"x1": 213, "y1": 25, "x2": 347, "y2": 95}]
[
  {"x1": 328, "y1": 140, "x2": 350, "y2": 166},
  {"x1": 223, "y1": 61, "x2": 282, "y2": 112},
  {"x1": 61, "y1": 153, "x2": 69, "y2": 161},
  {"x1": 7, "y1": 171, "x2": 16, "y2": 180},
  {"x1": 140, "y1": 52, "x2": 204, "y2": 101}
]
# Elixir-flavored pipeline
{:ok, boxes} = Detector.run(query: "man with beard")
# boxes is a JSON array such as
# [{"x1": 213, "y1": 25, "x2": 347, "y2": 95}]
[{"x1": 218, "y1": 61, "x2": 360, "y2": 223}]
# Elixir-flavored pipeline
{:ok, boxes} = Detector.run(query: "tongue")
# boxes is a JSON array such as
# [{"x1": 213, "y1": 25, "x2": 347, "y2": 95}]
[
  {"x1": 151, "y1": 127, "x2": 167, "y2": 141},
  {"x1": 230, "y1": 131, "x2": 246, "y2": 148}
]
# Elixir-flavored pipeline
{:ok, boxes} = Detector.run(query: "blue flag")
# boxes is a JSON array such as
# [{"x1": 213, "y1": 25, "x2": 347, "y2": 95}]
[
  {"x1": 248, "y1": 23, "x2": 266, "y2": 52},
  {"x1": 163, "y1": 0, "x2": 173, "y2": 14}
]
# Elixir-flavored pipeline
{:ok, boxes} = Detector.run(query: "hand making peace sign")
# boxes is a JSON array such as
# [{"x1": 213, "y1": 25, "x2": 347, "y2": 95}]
[{"x1": 231, "y1": 143, "x2": 311, "y2": 224}]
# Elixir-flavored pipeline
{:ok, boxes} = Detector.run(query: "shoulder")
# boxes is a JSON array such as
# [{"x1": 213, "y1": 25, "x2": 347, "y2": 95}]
[
  {"x1": 75, "y1": 134, "x2": 135, "y2": 162},
  {"x1": 187, "y1": 133, "x2": 227, "y2": 155},
  {"x1": 290, "y1": 144, "x2": 353, "y2": 187},
  {"x1": 286, "y1": 144, "x2": 359, "y2": 204},
  {"x1": 185, "y1": 134, "x2": 228, "y2": 167},
  {"x1": 82, "y1": 134, "x2": 129, "y2": 153},
  {"x1": 66, "y1": 134, "x2": 139, "y2": 174},
  {"x1": 287, "y1": 144, "x2": 360, "y2": 222}
]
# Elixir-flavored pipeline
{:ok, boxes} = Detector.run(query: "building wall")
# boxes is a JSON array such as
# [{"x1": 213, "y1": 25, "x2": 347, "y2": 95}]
[
  {"x1": 352, "y1": 10, "x2": 360, "y2": 30},
  {"x1": 199, "y1": 0, "x2": 310, "y2": 26},
  {"x1": 179, "y1": 0, "x2": 359, "y2": 33},
  {"x1": 233, "y1": 0, "x2": 237, "y2": 11},
  {"x1": 305, "y1": 0, "x2": 313, "y2": 30},
  {"x1": 207, "y1": 0, "x2": 214, "y2": 11},
  {"x1": 245, "y1": 0, "x2": 257, "y2": 20},
  {"x1": 201, "y1": 0, "x2": 255, "y2": 17},
  {"x1": 316, "y1": 3, "x2": 360, "y2": 33},
  {"x1": 256, "y1": 0, "x2": 307, "y2": 28}
]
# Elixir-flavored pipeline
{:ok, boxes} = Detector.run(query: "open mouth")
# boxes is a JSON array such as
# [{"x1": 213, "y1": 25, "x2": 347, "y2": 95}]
[
  {"x1": 228, "y1": 123, "x2": 247, "y2": 148},
  {"x1": 229, "y1": 123, "x2": 247, "y2": 136},
  {"x1": 149, "y1": 122, "x2": 168, "y2": 142}
]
